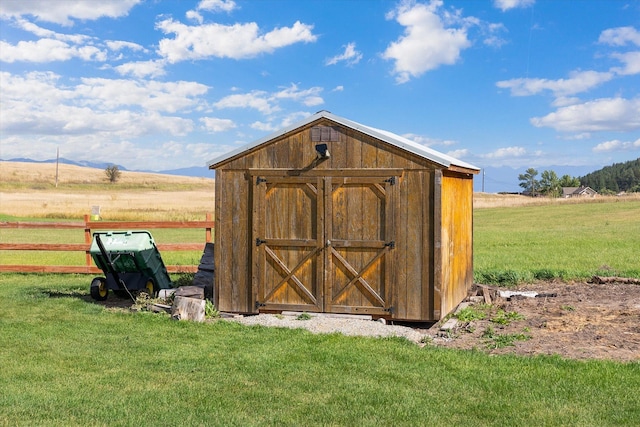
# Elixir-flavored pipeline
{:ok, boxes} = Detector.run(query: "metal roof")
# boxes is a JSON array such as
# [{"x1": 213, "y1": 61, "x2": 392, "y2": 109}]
[{"x1": 207, "y1": 110, "x2": 480, "y2": 171}]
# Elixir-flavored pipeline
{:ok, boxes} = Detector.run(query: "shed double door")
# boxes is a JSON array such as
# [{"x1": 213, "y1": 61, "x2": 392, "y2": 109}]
[{"x1": 252, "y1": 174, "x2": 397, "y2": 315}]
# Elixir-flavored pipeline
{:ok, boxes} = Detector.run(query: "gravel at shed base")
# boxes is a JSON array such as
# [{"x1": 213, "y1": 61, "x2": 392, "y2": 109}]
[{"x1": 222, "y1": 313, "x2": 429, "y2": 343}]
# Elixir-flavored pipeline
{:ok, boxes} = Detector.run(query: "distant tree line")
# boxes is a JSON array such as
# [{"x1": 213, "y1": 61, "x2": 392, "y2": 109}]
[
  {"x1": 518, "y1": 168, "x2": 580, "y2": 197},
  {"x1": 518, "y1": 158, "x2": 640, "y2": 197},
  {"x1": 579, "y1": 158, "x2": 640, "y2": 194}
]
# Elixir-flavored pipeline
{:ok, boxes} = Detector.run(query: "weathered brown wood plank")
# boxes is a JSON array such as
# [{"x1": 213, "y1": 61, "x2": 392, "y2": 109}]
[
  {"x1": 215, "y1": 170, "x2": 233, "y2": 311},
  {"x1": 0, "y1": 265, "x2": 196, "y2": 274},
  {"x1": 0, "y1": 221, "x2": 85, "y2": 229},
  {"x1": 405, "y1": 171, "x2": 423, "y2": 319},
  {"x1": 422, "y1": 171, "x2": 434, "y2": 321},
  {"x1": 0, "y1": 243, "x2": 88, "y2": 251},
  {"x1": 433, "y1": 169, "x2": 443, "y2": 319},
  {"x1": 247, "y1": 168, "x2": 404, "y2": 177}
]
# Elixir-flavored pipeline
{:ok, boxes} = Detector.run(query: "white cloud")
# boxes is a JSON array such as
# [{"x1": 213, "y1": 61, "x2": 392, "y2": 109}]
[
  {"x1": 249, "y1": 111, "x2": 311, "y2": 133},
  {"x1": 114, "y1": 60, "x2": 167, "y2": 78},
  {"x1": 200, "y1": 117, "x2": 236, "y2": 132},
  {"x1": 156, "y1": 19, "x2": 317, "y2": 63},
  {"x1": 13, "y1": 18, "x2": 91, "y2": 43},
  {"x1": 105, "y1": 40, "x2": 146, "y2": 53},
  {"x1": 197, "y1": 0, "x2": 237, "y2": 13},
  {"x1": 593, "y1": 138, "x2": 640, "y2": 153},
  {"x1": 214, "y1": 84, "x2": 324, "y2": 114},
  {"x1": 0, "y1": 38, "x2": 106, "y2": 62},
  {"x1": 611, "y1": 51, "x2": 640, "y2": 76},
  {"x1": 251, "y1": 121, "x2": 277, "y2": 132},
  {"x1": 0, "y1": 20, "x2": 148, "y2": 64},
  {"x1": 493, "y1": 0, "x2": 535, "y2": 12},
  {"x1": 279, "y1": 111, "x2": 312, "y2": 128},
  {"x1": 214, "y1": 91, "x2": 276, "y2": 114},
  {"x1": 332, "y1": 85, "x2": 344, "y2": 92},
  {"x1": 273, "y1": 84, "x2": 324, "y2": 106},
  {"x1": 562, "y1": 132, "x2": 591, "y2": 140},
  {"x1": 447, "y1": 148, "x2": 468, "y2": 159},
  {"x1": 382, "y1": 0, "x2": 471, "y2": 83},
  {"x1": 74, "y1": 78, "x2": 209, "y2": 113},
  {"x1": 325, "y1": 42, "x2": 363, "y2": 66},
  {"x1": 186, "y1": 11, "x2": 204, "y2": 24},
  {"x1": 403, "y1": 133, "x2": 456, "y2": 146},
  {"x1": 531, "y1": 97, "x2": 640, "y2": 132},
  {"x1": 481, "y1": 146, "x2": 527, "y2": 159},
  {"x1": 0, "y1": 71, "x2": 204, "y2": 142},
  {"x1": 496, "y1": 70, "x2": 614, "y2": 97},
  {"x1": 0, "y1": 0, "x2": 141, "y2": 26},
  {"x1": 598, "y1": 26, "x2": 640, "y2": 47}
]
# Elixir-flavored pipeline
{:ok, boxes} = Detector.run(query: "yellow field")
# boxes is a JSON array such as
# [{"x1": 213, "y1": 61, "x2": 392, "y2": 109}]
[
  {"x1": 473, "y1": 191, "x2": 640, "y2": 208},
  {"x1": 2, "y1": 161, "x2": 637, "y2": 219},
  {"x1": 0, "y1": 161, "x2": 214, "y2": 220}
]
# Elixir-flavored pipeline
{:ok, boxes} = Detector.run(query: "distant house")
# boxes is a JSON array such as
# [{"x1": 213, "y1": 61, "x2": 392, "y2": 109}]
[{"x1": 562, "y1": 186, "x2": 598, "y2": 198}]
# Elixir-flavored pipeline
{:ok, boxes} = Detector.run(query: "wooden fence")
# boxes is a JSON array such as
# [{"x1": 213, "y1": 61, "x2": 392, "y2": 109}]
[{"x1": 0, "y1": 214, "x2": 214, "y2": 274}]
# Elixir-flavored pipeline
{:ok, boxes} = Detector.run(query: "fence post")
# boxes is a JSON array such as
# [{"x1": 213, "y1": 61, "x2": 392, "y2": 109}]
[
  {"x1": 84, "y1": 214, "x2": 91, "y2": 270},
  {"x1": 206, "y1": 212, "x2": 212, "y2": 242}
]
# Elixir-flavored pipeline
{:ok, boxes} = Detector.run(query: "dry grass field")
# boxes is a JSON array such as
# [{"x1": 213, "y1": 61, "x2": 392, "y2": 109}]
[
  {"x1": 473, "y1": 190, "x2": 640, "y2": 208},
  {"x1": 0, "y1": 161, "x2": 214, "y2": 220},
  {"x1": 2, "y1": 161, "x2": 638, "y2": 219}
]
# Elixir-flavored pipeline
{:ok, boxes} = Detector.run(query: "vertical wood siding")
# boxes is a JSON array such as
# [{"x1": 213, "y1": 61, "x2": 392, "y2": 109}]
[
  {"x1": 213, "y1": 118, "x2": 474, "y2": 320},
  {"x1": 439, "y1": 170, "x2": 474, "y2": 318}
]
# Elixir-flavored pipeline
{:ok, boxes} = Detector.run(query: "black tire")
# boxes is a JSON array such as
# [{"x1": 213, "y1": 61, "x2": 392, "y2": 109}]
[{"x1": 90, "y1": 277, "x2": 108, "y2": 301}]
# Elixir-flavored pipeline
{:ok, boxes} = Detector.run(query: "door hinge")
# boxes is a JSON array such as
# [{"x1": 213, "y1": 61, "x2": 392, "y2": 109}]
[
  {"x1": 255, "y1": 301, "x2": 266, "y2": 309},
  {"x1": 256, "y1": 176, "x2": 267, "y2": 185},
  {"x1": 384, "y1": 176, "x2": 396, "y2": 185},
  {"x1": 256, "y1": 238, "x2": 266, "y2": 246},
  {"x1": 385, "y1": 306, "x2": 394, "y2": 314},
  {"x1": 385, "y1": 241, "x2": 395, "y2": 249}
]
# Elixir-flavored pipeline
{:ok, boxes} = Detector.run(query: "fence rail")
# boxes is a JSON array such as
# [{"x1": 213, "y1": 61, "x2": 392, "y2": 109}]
[{"x1": 0, "y1": 214, "x2": 214, "y2": 274}]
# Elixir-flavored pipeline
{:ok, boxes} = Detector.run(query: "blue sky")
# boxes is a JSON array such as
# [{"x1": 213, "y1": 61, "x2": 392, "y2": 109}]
[{"x1": 1, "y1": 0, "x2": 639, "y2": 190}]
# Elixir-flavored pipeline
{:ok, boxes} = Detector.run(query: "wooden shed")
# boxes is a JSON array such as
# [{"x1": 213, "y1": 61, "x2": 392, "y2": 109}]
[{"x1": 208, "y1": 111, "x2": 479, "y2": 321}]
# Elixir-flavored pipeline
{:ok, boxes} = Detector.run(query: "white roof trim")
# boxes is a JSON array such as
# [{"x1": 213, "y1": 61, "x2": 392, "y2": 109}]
[{"x1": 207, "y1": 111, "x2": 479, "y2": 171}]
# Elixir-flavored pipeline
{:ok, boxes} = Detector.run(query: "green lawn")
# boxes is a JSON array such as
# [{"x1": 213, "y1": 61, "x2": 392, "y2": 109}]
[
  {"x1": 1, "y1": 274, "x2": 639, "y2": 426},
  {"x1": 474, "y1": 198, "x2": 640, "y2": 283}
]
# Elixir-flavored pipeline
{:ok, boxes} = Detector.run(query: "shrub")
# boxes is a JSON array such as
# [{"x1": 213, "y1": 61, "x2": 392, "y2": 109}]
[{"x1": 105, "y1": 165, "x2": 121, "y2": 183}]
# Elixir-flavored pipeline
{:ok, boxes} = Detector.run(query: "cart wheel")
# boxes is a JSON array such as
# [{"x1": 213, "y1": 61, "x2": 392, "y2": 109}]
[
  {"x1": 139, "y1": 279, "x2": 156, "y2": 298},
  {"x1": 90, "y1": 277, "x2": 108, "y2": 301}
]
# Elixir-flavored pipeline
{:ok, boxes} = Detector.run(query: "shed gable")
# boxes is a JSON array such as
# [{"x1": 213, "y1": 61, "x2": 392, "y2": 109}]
[{"x1": 215, "y1": 119, "x2": 438, "y2": 172}]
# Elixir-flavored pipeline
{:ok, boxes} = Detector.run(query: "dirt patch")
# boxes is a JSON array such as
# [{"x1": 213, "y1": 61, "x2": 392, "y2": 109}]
[{"x1": 428, "y1": 281, "x2": 640, "y2": 362}]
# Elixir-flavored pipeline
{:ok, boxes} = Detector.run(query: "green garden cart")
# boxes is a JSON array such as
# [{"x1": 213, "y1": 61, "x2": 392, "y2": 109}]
[{"x1": 89, "y1": 230, "x2": 172, "y2": 301}]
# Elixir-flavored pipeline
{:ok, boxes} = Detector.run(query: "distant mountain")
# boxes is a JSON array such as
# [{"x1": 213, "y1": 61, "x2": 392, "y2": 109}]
[
  {"x1": 3, "y1": 157, "x2": 128, "y2": 171},
  {"x1": 1, "y1": 157, "x2": 214, "y2": 178},
  {"x1": 157, "y1": 166, "x2": 213, "y2": 178},
  {"x1": 3, "y1": 158, "x2": 604, "y2": 190}
]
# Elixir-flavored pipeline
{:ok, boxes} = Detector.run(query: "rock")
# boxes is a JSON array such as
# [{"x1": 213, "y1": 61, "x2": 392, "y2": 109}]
[{"x1": 440, "y1": 318, "x2": 458, "y2": 331}]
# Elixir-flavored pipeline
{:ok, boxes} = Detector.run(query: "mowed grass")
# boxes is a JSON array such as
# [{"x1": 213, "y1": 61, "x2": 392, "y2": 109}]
[
  {"x1": 1, "y1": 273, "x2": 639, "y2": 426},
  {"x1": 474, "y1": 198, "x2": 640, "y2": 283}
]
